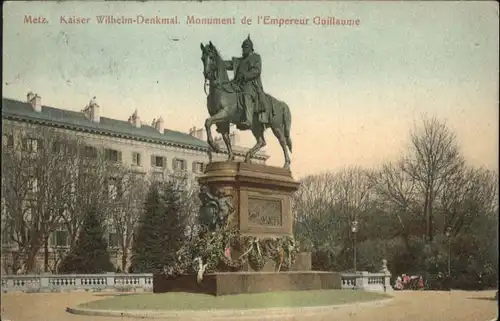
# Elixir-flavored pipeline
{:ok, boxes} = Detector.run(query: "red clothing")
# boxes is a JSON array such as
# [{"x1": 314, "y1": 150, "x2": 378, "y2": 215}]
[{"x1": 224, "y1": 247, "x2": 231, "y2": 259}]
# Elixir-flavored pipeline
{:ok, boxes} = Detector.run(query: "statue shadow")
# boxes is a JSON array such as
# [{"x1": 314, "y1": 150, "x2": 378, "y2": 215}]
[
  {"x1": 466, "y1": 297, "x2": 497, "y2": 301},
  {"x1": 92, "y1": 293, "x2": 137, "y2": 297}
]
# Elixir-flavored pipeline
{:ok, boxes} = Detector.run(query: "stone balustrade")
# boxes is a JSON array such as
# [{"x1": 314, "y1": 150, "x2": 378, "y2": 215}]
[
  {"x1": 1, "y1": 271, "x2": 391, "y2": 293},
  {"x1": 1, "y1": 273, "x2": 153, "y2": 293},
  {"x1": 340, "y1": 271, "x2": 393, "y2": 292}
]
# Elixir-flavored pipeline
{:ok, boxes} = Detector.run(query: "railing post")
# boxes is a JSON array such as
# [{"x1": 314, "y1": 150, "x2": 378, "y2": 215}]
[
  {"x1": 139, "y1": 274, "x2": 146, "y2": 287},
  {"x1": 6, "y1": 277, "x2": 15, "y2": 289},
  {"x1": 381, "y1": 259, "x2": 392, "y2": 292},
  {"x1": 106, "y1": 272, "x2": 115, "y2": 289},
  {"x1": 355, "y1": 271, "x2": 368, "y2": 290},
  {"x1": 40, "y1": 274, "x2": 50, "y2": 291},
  {"x1": 384, "y1": 270, "x2": 393, "y2": 292}
]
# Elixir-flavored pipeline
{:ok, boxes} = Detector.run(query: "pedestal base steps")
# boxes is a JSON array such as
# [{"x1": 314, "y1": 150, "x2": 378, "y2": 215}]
[{"x1": 153, "y1": 271, "x2": 342, "y2": 296}]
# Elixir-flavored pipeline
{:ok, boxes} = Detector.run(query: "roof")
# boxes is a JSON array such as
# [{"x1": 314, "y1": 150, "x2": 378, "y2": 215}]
[{"x1": 2, "y1": 97, "x2": 268, "y2": 160}]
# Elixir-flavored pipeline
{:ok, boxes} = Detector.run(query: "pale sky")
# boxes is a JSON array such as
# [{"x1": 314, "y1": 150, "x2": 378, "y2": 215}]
[{"x1": 3, "y1": 1, "x2": 499, "y2": 178}]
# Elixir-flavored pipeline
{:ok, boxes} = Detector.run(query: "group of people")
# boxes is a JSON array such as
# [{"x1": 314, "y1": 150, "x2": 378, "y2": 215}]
[{"x1": 394, "y1": 274, "x2": 425, "y2": 290}]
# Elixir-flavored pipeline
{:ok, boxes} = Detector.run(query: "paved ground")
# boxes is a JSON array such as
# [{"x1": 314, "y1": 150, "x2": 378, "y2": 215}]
[{"x1": 1, "y1": 290, "x2": 498, "y2": 321}]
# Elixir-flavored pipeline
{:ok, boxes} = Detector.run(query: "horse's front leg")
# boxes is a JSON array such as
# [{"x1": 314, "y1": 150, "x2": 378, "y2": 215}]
[
  {"x1": 205, "y1": 117, "x2": 221, "y2": 153},
  {"x1": 221, "y1": 131, "x2": 234, "y2": 161},
  {"x1": 205, "y1": 109, "x2": 230, "y2": 154}
]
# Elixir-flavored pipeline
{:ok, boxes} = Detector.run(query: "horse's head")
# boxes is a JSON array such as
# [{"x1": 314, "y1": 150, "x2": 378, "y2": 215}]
[{"x1": 200, "y1": 41, "x2": 222, "y2": 81}]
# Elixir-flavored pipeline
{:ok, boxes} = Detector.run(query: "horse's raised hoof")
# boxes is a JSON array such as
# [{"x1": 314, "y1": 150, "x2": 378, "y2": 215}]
[{"x1": 283, "y1": 163, "x2": 291, "y2": 170}]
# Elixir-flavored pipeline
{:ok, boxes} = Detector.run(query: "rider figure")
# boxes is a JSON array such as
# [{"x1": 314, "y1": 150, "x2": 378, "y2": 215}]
[{"x1": 224, "y1": 35, "x2": 268, "y2": 129}]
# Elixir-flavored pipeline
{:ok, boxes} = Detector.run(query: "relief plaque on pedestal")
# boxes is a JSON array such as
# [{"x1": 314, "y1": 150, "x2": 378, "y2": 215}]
[{"x1": 198, "y1": 161, "x2": 299, "y2": 238}]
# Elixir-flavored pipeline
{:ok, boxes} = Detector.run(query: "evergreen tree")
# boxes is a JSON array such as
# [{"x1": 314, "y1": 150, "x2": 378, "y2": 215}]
[
  {"x1": 130, "y1": 181, "x2": 188, "y2": 273},
  {"x1": 59, "y1": 206, "x2": 114, "y2": 273}
]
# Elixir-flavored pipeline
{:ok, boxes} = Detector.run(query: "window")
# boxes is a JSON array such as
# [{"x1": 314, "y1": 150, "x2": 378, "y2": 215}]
[
  {"x1": 52, "y1": 141, "x2": 63, "y2": 153},
  {"x1": 83, "y1": 145, "x2": 98, "y2": 158},
  {"x1": 132, "y1": 152, "x2": 142, "y2": 166},
  {"x1": 22, "y1": 138, "x2": 39, "y2": 153},
  {"x1": 105, "y1": 148, "x2": 121, "y2": 162},
  {"x1": 173, "y1": 158, "x2": 187, "y2": 171},
  {"x1": 107, "y1": 177, "x2": 120, "y2": 200},
  {"x1": 3, "y1": 134, "x2": 14, "y2": 149},
  {"x1": 151, "y1": 155, "x2": 166, "y2": 168},
  {"x1": 192, "y1": 162, "x2": 206, "y2": 173},
  {"x1": 53, "y1": 141, "x2": 78, "y2": 155},
  {"x1": 50, "y1": 230, "x2": 68, "y2": 247}
]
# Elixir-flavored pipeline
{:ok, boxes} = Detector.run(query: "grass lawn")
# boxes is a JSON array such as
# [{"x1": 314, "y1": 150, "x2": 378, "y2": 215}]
[{"x1": 79, "y1": 290, "x2": 391, "y2": 311}]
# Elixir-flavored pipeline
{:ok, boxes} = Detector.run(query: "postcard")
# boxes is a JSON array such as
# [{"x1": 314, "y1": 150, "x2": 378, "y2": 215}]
[{"x1": 2, "y1": 1, "x2": 498, "y2": 321}]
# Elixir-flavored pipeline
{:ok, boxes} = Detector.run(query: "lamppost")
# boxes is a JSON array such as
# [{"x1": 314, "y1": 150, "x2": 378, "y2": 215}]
[
  {"x1": 351, "y1": 219, "x2": 359, "y2": 272},
  {"x1": 445, "y1": 227, "x2": 452, "y2": 276}
]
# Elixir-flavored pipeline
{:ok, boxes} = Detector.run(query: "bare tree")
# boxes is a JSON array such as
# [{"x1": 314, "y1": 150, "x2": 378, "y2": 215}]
[
  {"x1": 438, "y1": 166, "x2": 498, "y2": 236},
  {"x1": 1, "y1": 122, "x2": 129, "y2": 273},
  {"x1": 292, "y1": 167, "x2": 376, "y2": 252},
  {"x1": 174, "y1": 174, "x2": 201, "y2": 242},
  {"x1": 108, "y1": 169, "x2": 148, "y2": 272},
  {"x1": 293, "y1": 172, "x2": 338, "y2": 221},
  {"x1": 292, "y1": 172, "x2": 339, "y2": 250},
  {"x1": 332, "y1": 166, "x2": 377, "y2": 263},
  {"x1": 370, "y1": 161, "x2": 424, "y2": 238},
  {"x1": 401, "y1": 116, "x2": 465, "y2": 242},
  {"x1": 51, "y1": 140, "x2": 112, "y2": 271},
  {"x1": 334, "y1": 166, "x2": 376, "y2": 222},
  {"x1": 2, "y1": 125, "x2": 76, "y2": 272},
  {"x1": 1, "y1": 131, "x2": 32, "y2": 272}
]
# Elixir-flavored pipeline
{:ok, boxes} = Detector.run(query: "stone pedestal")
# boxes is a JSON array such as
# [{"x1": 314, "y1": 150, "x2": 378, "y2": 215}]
[
  {"x1": 152, "y1": 162, "x2": 341, "y2": 296},
  {"x1": 198, "y1": 161, "x2": 300, "y2": 239}
]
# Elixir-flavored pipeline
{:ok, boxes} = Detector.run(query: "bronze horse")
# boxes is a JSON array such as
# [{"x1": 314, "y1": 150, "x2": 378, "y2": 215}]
[{"x1": 200, "y1": 41, "x2": 293, "y2": 169}]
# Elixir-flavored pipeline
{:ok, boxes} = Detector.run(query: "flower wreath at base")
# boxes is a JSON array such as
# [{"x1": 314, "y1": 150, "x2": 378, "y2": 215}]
[{"x1": 166, "y1": 225, "x2": 298, "y2": 283}]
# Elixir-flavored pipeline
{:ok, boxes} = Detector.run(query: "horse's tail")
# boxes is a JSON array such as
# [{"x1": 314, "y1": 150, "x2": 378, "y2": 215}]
[{"x1": 282, "y1": 102, "x2": 292, "y2": 153}]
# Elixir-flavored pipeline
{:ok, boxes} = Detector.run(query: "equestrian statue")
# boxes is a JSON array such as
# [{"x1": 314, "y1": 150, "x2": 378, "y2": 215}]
[{"x1": 200, "y1": 35, "x2": 293, "y2": 169}]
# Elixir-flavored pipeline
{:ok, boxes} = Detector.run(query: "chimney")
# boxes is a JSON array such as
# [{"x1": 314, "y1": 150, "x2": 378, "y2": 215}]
[
  {"x1": 128, "y1": 109, "x2": 141, "y2": 128},
  {"x1": 27, "y1": 92, "x2": 41, "y2": 112},
  {"x1": 83, "y1": 96, "x2": 100, "y2": 123},
  {"x1": 189, "y1": 126, "x2": 205, "y2": 141},
  {"x1": 153, "y1": 116, "x2": 164, "y2": 133},
  {"x1": 195, "y1": 128, "x2": 205, "y2": 141}
]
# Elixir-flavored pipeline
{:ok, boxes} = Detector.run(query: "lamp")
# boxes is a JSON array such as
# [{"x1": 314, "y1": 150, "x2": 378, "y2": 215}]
[
  {"x1": 351, "y1": 219, "x2": 359, "y2": 272},
  {"x1": 445, "y1": 227, "x2": 452, "y2": 276}
]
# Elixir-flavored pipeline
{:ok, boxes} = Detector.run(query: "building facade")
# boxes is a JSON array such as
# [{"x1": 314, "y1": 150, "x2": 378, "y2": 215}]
[{"x1": 1, "y1": 93, "x2": 268, "y2": 273}]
